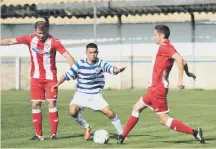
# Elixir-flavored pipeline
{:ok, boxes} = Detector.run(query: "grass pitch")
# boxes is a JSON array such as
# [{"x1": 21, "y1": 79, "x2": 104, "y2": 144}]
[{"x1": 1, "y1": 89, "x2": 216, "y2": 148}]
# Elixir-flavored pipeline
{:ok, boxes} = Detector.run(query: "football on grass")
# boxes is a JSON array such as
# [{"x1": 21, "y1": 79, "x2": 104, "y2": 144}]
[{"x1": 93, "y1": 130, "x2": 110, "y2": 144}]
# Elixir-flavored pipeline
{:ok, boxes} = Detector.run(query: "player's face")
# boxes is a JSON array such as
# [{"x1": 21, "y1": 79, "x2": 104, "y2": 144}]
[
  {"x1": 154, "y1": 29, "x2": 165, "y2": 45},
  {"x1": 86, "y1": 48, "x2": 98, "y2": 62},
  {"x1": 35, "y1": 27, "x2": 48, "y2": 41},
  {"x1": 154, "y1": 29, "x2": 161, "y2": 44}
]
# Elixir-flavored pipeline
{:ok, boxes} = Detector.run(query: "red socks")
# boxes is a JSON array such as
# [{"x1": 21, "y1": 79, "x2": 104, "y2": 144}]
[
  {"x1": 122, "y1": 111, "x2": 140, "y2": 137},
  {"x1": 121, "y1": 112, "x2": 194, "y2": 138},
  {"x1": 166, "y1": 117, "x2": 193, "y2": 135},
  {"x1": 32, "y1": 109, "x2": 42, "y2": 136},
  {"x1": 49, "y1": 107, "x2": 59, "y2": 136}
]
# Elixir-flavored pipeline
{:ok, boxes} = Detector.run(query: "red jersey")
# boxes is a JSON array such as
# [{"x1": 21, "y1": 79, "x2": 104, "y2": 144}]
[
  {"x1": 151, "y1": 40, "x2": 178, "y2": 88},
  {"x1": 16, "y1": 34, "x2": 67, "y2": 80}
]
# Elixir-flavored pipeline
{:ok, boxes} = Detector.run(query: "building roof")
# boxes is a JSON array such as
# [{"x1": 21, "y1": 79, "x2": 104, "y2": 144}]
[
  {"x1": 0, "y1": 0, "x2": 120, "y2": 6},
  {"x1": 1, "y1": 12, "x2": 215, "y2": 24},
  {"x1": 1, "y1": 0, "x2": 216, "y2": 19}
]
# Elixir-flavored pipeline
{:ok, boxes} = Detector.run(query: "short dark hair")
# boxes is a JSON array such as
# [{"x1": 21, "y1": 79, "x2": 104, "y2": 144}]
[
  {"x1": 86, "y1": 43, "x2": 98, "y2": 50},
  {"x1": 34, "y1": 21, "x2": 49, "y2": 30},
  {"x1": 155, "y1": 25, "x2": 170, "y2": 39}
]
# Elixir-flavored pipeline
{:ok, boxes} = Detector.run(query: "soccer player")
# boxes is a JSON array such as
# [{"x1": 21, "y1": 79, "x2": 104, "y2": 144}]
[
  {"x1": 116, "y1": 25, "x2": 205, "y2": 144},
  {"x1": 0, "y1": 21, "x2": 75, "y2": 140},
  {"x1": 51, "y1": 43, "x2": 126, "y2": 140}
]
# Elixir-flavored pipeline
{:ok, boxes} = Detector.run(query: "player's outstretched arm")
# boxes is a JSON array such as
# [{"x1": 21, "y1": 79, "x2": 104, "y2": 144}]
[
  {"x1": 0, "y1": 38, "x2": 18, "y2": 45},
  {"x1": 183, "y1": 60, "x2": 196, "y2": 80},
  {"x1": 1, "y1": 35, "x2": 30, "y2": 46},
  {"x1": 113, "y1": 67, "x2": 126, "y2": 74},
  {"x1": 51, "y1": 75, "x2": 66, "y2": 92},
  {"x1": 101, "y1": 60, "x2": 126, "y2": 75},
  {"x1": 172, "y1": 53, "x2": 184, "y2": 89}
]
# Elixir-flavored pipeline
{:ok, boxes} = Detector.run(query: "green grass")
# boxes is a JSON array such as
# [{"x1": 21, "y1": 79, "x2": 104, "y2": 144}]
[{"x1": 1, "y1": 89, "x2": 216, "y2": 148}]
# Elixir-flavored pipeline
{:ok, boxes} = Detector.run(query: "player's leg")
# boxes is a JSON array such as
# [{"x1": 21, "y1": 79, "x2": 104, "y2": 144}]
[
  {"x1": 116, "y1": 96, "x2": 147, "y2": 143},
  {"x1": 45, "y1": 80, "x2": 58, "y2": 140},
  {"x1": 117, "y1": 89, "x2": 154, "y2": 144},
  {"x1": 158, "y1": 113, "x2": 205, "y2": 143},
  {"x1": 70, "y1": 92, "x2": 91, "y2": 140},
  {"x1": 30, "y1": 78, "x2": 44, "y2": 140},
  {"x1": 31, "y1": 101, "x2": 43, "y2": 140},
  {"x1": 100, "y1": 106, "x2": 124, "y2": 135},
  {"x1": 46, "y1": 100, "x2": 58, "y2": 140},
  {"x1": 89, "y1": 93, "x2": 124, "y2": 136},
  {"x1": 153, "y1": 92, "x2": 205, "y2": 144},
  {"x1": 158, "y1": 113, "x2": 193, "y2": 134},
  {"x1": 70, "y1": 104, "x2": 90, "y2": 130}
]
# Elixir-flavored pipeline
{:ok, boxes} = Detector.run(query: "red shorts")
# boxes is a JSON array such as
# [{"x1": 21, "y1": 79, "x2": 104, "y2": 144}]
[
  {"x1": 142, "y1": 87, "x2": 169, "y2": 114},
  {"x1": 30, "y1": 78, "x2": 58, "y2": 101}
]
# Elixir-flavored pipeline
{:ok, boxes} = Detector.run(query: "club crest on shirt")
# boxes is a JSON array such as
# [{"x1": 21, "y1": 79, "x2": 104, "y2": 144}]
[
  {"x1": 95, "y1": 67, "x2": 102, "y2": 73},
  {"x1": 45, "y1": 44, "x2": 51, "y2": 49},
  {"x1": 31, "y1": 41, "x2": 51, "y2": 55}
]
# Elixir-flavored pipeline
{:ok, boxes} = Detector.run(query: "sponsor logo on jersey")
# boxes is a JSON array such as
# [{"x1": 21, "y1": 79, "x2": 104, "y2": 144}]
[{"x1": 32, "y1": 47, "x2": 49, "y2": 54}]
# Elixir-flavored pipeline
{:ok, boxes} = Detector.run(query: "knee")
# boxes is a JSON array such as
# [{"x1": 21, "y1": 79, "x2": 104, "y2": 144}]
[
  {"x1": 131, "y1": 110, "x2": 140, "y2": 118},
  {"x1": 159, "y1": 119, "x2": 165, "y2": 125},
  {"x1": 69, "y1": 104, "x2": 80, "y2": 118},
  {"x1": 132, "y1": 97, "x2": 146, "y2": 112},
  {"x1": 47, "y1": 100, "x2": 56, "y2": 108},
  {"x1": 106, "y1": 110, "x2": 115, "y2": 119},
  {"x1": 132, "y1": 104, "x2": 140, "y2": 112},
  {"x1": 70, "y1": 109, "x2": 78, "y2": 118},
  {"x1": 158, "y1": 114, "x2": 169, "y2": 125},
  {"x1": 32, "y1": 101, "x2": 41, "y2": 109}
]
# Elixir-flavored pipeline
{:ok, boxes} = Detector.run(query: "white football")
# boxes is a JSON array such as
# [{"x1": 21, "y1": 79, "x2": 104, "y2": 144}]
[{"x1": 93, "y1": 130, "x2": 110, "y2": 144}]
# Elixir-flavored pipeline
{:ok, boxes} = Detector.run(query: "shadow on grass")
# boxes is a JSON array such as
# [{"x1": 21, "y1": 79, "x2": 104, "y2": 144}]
[
  {"x1": 205, "y1": 137, "x2": 216, "y2": 141},
  {"x1": 161, "y1": 137, "x2": 216, "y2": 144},
  {"x1": 49, "y1": 134, "x2": 216, "y2": 146},
  {"x1": 161, "y1": 140, "x2": 194, "y2": 144},
  {"x1": 57, "y1": 132, "x2": 160, "y2": 140}
]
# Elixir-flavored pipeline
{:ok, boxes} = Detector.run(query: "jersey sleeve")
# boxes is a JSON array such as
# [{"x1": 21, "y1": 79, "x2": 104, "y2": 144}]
[
  {"x1": 100, "y1": 59, "x2": 116, "y2": 75},
  {"x1": 160, "y1": 45, "x2": 178, "y2": 57},
  {"x1": 64, "y1": 62, "x2": 79, "y2": 80},
  {"x1": 53, "y1": 40, "x2": 67, "y2": 55},
  {"x1": 16, "y1": 35, "x2": 31, "y2": 44}
]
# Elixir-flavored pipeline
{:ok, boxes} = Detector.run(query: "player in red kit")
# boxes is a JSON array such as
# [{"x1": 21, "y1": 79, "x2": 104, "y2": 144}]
[
  {"x1": 117, "y1": 25, "x2": 205, "y2": 144},
  {"x1": 0, "y1": 21, "x2": 75, "y2": 140}
]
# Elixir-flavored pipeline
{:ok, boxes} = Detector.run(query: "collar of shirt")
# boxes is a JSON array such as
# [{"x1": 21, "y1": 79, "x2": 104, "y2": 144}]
[
  {"x1": 161, "y1": 39, "x2": 170, "y2": 45},
  {"x1": 85, "y1": 58, "x2": 99, "y2": 66}
]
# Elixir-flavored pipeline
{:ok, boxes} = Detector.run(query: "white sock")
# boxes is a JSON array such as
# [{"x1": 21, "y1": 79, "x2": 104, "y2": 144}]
[
  {"x1": 73, "y1": 111, "x2": 90, "y2": 129},
  {"x1": 111, "y1": 115, "x2": 124, "y2": 135}
]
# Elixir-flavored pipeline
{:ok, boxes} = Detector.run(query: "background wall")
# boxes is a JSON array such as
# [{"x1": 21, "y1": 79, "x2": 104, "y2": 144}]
[{"x1": 1, "y1": 22, "x2": 216, "y2": 90}]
